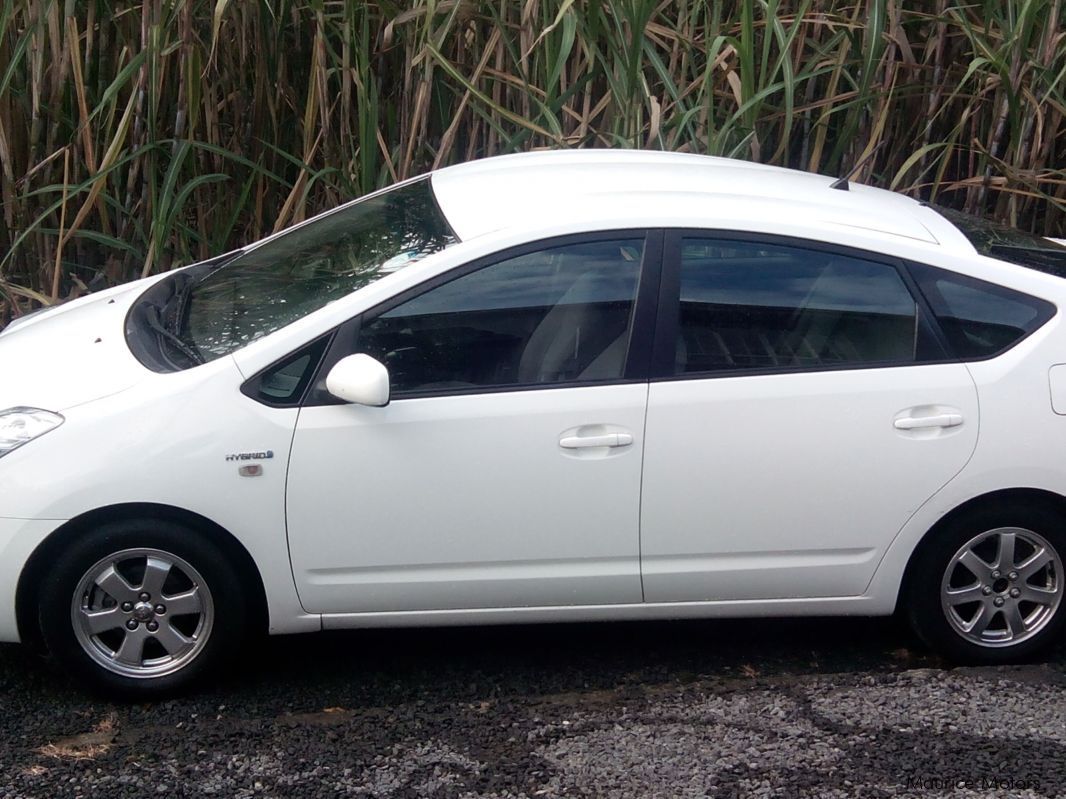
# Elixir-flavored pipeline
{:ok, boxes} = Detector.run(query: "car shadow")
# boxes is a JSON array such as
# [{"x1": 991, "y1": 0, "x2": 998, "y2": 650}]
[
  {"x1": 225, "y1": 615, "x2": 956, "y2": 706},
  {"x1": 1, "y1": 614, "x2": 1063, "y2": 709}
]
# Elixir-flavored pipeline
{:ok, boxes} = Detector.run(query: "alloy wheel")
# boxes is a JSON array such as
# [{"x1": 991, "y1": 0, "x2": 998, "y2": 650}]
[
  {"x1": 940, "y1": 527, "x2": 1062, "y2": 648},
  {"x1": 70, "y1": 548, "x2": 215, "y2": 678}
]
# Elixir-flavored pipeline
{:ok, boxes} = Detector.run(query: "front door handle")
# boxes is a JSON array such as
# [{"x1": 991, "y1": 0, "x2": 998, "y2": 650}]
[
  {"x1": 559, "y1": 432, "x2": 634, "y2": 449},
  {"x1": 893, "y1": 413, "x2": 963, "y2": 430}
]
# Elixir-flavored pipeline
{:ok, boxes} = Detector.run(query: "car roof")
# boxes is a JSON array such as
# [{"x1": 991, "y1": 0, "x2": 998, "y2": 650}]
[{"x1": 430, "y1": 149, "x2": 948, "y2": 248}]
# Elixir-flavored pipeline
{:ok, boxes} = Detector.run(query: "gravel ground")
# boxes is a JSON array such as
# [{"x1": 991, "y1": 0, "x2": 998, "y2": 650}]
[{"x1": 1, "y1": 617, "x2": 1064, "y2": 798}]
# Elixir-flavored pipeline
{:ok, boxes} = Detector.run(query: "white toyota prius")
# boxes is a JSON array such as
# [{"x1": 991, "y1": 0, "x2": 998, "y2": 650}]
[{"x1": 3, "y1": 149, "x2": 1066, "y2": 696}]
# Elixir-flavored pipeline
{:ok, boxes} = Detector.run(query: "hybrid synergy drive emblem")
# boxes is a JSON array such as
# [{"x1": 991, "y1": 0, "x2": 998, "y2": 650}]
[
  {"x1": 225, "y1": 450, "x2": 274, "y2": 462},
  {"x1": 226, "y1": 450, "x2": 274, "y2": 477}
]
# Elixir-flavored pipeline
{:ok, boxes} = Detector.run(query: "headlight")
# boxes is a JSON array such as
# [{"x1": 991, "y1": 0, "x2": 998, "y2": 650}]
[{"x1": 0, "y1": 407, "x2": 64, "y2": 458}]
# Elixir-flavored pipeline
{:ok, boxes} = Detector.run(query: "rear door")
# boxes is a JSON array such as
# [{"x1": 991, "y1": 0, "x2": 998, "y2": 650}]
[{"x1": 639, "y1": 232, "x2": 979, "y2": 602}]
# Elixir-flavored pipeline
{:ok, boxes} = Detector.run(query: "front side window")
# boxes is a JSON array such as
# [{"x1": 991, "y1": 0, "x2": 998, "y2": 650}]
[
  {"x1": 177, "y1": 178, "x2": 457, "y2": 362},
  {"x1": 674, "y1": 238, "x2": 924, "y2": 374},
  {"x1": 354, "y1": 237, "x2": 645, "y2": 394}
]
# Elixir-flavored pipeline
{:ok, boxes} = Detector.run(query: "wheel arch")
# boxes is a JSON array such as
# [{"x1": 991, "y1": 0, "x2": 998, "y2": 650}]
[
  {"x1": 15, "y1": 503, "x2": 269, "y2": 651},
  {"x1": 895, "y1": 486, "x2": 1066, "y2": 613}
]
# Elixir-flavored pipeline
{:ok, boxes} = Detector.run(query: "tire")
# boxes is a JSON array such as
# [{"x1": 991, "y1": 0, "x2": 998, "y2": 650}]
[
  {"x1": 37, "y1": 518, "x2": 248, "y2": 698},
  {"x1": 906, "y1": 504, "x2": 1066, "y2": 664}
]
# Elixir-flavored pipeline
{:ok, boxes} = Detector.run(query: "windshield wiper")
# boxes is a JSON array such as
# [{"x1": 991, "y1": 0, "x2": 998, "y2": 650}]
[
  {"x1": 162, "y1": 275, "x2": 195, "y2": 335},
  {"x1": 144, "y1": 303, "x2": 204, "y2": 366},
  {"x1": 161, "y1": 250, "x2": 244, "y2": 334}
]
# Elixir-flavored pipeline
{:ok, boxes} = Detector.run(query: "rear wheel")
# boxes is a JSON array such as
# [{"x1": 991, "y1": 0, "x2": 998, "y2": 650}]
[
  {"x1": 907, "y1": 505, "x2": 1066, "y2": 663},
  {"x1": 38, "y1": 519, "x2": 247, "y2": 697}
]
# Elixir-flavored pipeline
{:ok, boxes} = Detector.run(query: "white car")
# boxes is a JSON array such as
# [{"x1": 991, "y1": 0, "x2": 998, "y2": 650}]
[{"x1": 2, "y1": 149, "x2": 1065, "y2": 696}]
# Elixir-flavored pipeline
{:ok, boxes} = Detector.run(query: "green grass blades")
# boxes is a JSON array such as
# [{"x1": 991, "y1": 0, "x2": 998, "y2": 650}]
[{"x1": 1, "y1": 0, "x2": 1064, "y2": 323}]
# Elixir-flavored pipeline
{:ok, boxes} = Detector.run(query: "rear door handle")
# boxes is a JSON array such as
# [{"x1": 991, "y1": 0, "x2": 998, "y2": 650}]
[
  {"x1": 559, "y1": 432, "x2": 634, "y2": 449},
  {"x1": 893, "y1": 413, "x2": 963, "y2": 430}
]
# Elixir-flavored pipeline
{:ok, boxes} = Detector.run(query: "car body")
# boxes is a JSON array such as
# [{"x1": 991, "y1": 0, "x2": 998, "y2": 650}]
[{"x1": 2, "y1": 149, "x2": 1066, "y2": 695}]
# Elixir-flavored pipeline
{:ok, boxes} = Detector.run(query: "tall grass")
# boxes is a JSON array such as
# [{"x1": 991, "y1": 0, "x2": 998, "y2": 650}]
[{"x1": 1, "y1": 0, "x2": 1065, "y2": 321}]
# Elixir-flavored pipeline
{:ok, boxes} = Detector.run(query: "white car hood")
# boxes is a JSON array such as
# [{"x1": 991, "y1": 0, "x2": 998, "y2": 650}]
[{"x1": 0, "y1": 285, "x2": 151, "y2": 412}]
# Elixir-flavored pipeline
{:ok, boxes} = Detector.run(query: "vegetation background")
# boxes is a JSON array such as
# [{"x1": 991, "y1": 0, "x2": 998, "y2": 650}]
[{"x1": 1, "y1": 0, "x2": 1064, "y2": 322}]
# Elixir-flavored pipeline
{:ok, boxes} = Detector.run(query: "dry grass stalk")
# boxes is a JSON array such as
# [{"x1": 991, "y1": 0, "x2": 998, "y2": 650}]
[{"x1": 0, "y1": 0, "x2": 1063, "y2": 323}]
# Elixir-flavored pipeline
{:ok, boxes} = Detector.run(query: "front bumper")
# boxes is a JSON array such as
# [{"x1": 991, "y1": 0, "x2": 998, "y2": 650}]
[{"x1": 0, "y1": 517, "x2": 66, "y2": 643}]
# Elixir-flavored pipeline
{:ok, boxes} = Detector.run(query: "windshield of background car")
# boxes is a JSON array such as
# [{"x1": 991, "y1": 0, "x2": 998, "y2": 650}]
[
  {"x1": 180, "y1": 178, "x2": 457, "y2": 361},
  {"x1": 934, "y1": 204, "x2": 1066, "y2": 277}
]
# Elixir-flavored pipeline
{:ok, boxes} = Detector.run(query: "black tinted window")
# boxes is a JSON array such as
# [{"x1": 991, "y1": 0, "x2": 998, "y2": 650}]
[
  {"x1": 910, "y1": 263, "x2": 1055, "y2": 359},
  {"x1": 356, "y1": 238, "x2": 644, "y2": 394},
  {"x1": 933, "y1": 205, "x2": 1066, "y2": 278},
  {"x1": 675, "y1": 239, "x2": 922, "y2": 374}
]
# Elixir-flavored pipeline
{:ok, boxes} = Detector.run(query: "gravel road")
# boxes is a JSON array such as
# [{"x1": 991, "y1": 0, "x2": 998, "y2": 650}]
[{"x1": 1, "y1": 617, "x2": 1064, "y2": 798}]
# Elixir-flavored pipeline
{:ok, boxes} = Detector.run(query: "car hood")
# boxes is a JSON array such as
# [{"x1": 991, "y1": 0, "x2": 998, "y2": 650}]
[{"x1": 0, "y1": 283, "x2": 154, "y2": 412}]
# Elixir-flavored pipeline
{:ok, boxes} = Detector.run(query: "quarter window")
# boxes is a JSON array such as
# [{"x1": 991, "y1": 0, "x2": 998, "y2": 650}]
[
  {"x1": 354, "y1": 237, "x2": 645, "y2": 394},
  {"x1": 674, "y1": 238, "x2": 924, "y2": 374},
  {"x1": 909, "y1": 263, "x2": 1055, "y2": 359},
  {"x1": 243, "y1": 335, "x2": 331, "y2": 406}
]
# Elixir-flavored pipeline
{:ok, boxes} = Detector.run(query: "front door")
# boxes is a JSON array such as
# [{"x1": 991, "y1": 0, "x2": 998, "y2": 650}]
[{"x1": 286, "y1": 233, "x2": 657, "y2": 613}]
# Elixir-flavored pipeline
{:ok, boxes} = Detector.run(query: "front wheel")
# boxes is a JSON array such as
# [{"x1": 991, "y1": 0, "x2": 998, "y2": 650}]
[
  {"x1": 38, "y1": 519, "x2": 247, "y2": 697},
  {"x1": 907, "y1": 506, "x2": 1066, "y2": 663}
]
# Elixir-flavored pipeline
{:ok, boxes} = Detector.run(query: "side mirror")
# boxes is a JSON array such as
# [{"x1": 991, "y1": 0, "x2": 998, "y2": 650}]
[{"x1": 325, "y1": 354, "x2": 390, "y2": 407}]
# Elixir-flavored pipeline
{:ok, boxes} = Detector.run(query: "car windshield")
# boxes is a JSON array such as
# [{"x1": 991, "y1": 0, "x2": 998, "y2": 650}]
[
  {"x1": 178, "y1": 177, "x2": 457, "y2": 362},
  {"x1": 933, "y1": 204, "x2": 1066, "y2": 278}
]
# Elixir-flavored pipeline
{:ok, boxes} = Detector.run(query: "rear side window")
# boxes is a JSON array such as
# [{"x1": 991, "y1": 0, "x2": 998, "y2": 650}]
[
  {"x1": 909, "y1": 263, "x2": 1055, "y2": 360},
  {"x1": 673, "y1": 238, "x2": 929, "y2": 374}
]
